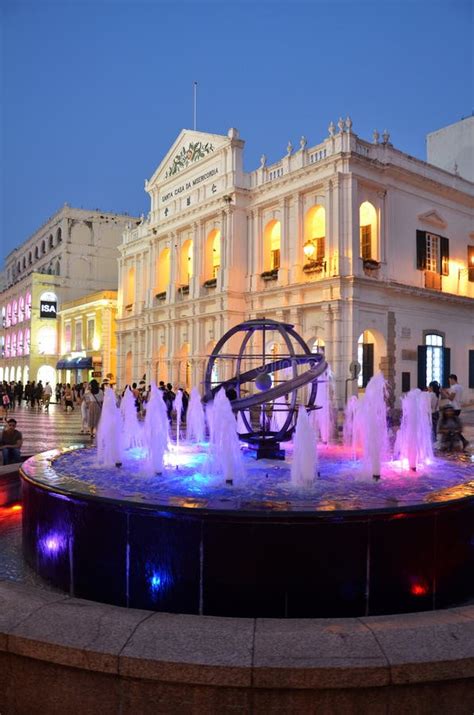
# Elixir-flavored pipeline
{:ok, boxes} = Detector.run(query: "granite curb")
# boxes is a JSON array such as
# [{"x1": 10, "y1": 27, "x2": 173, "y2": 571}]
[{"x1": 1, "y1": 581, "x2": 474, "y2": 692}]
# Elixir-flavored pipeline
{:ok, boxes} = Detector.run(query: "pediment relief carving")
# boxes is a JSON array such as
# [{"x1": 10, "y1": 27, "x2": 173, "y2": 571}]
[{"x1": 417, "y1": 210, "x2": 447, "y2": 229}]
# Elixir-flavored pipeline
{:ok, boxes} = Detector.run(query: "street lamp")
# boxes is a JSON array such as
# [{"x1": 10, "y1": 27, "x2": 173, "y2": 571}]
[{"x1": 303, "y1": 240, "x2": 316, "y2": 258}]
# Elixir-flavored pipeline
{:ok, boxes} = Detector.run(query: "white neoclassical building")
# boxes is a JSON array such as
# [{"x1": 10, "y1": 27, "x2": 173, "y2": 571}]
[{"x1": 116, "y1": 121, "x2": 474, "y2": 407}]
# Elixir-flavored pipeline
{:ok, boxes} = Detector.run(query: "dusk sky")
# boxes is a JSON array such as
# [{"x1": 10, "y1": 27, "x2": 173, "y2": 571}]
[{"x1": 1, "y1": 0, "x2": 472, "y2": 263}]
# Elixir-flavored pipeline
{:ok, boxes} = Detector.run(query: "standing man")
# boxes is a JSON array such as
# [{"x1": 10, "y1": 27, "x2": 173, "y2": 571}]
[
  {"x1": 1, "y1": 417, "x2": 23, "y2": 464},
  {"x1": 441, "y1": 374, "x2": 469, "y2": 449},
  {"x1": 43, "y1": 382, "x2": 53, "y2": 411}
]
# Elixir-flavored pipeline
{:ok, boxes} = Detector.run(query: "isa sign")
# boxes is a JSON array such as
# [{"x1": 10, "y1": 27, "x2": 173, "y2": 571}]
[{"x1": 40, "y1": 300, "x2": 57, "y2": 319}]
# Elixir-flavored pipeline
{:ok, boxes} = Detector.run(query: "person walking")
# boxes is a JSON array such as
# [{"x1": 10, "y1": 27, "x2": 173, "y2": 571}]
[
  {"x1": 14, "y1": 380, "x2": 23, "y2": 407},
  {"x1": 43, "y1": 382, "x2": 53, "y2": 411},
  {"x1": 441, "y1": 374, "x2": 469, "y2": 450},
  {"x1": 24, "y1": 381, "x2": 32, "y2": 407},
  {"x1": 428, "y1": 381, "x2": 440, "y2": 442},
  {"x1": 1, "y1": 417, "x2": 23, "y2": 465}
]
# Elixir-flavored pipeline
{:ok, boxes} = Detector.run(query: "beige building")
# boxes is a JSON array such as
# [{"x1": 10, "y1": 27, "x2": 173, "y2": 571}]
[
  {"x1": 57, "y1": 290, "x2": 118, "y2": 386},
  {"x1": 116, "y1": 121, "x2": 474, "y2": 407},
  {"x1": 0, "y1": 206, "x2": 138, "y2": 389}
]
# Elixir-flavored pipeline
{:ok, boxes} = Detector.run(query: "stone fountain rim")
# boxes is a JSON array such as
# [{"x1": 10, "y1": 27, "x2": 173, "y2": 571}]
[{"x1": 20, "y1": 447, "x2": 474, "y2": 519}]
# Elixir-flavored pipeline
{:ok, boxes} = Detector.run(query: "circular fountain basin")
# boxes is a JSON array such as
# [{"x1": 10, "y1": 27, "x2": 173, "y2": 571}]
[{"x1": 20, "y1": 444, "x2": 474, "y2": 618}]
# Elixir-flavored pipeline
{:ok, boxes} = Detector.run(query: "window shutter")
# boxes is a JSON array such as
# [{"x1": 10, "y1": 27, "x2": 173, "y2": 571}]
[
  {"x1": 469, "y1": 350, "x2": 474, "y2": 389},
  {"x1": 362, "y1": 343, "x2": 374, "y2": 387},
  {"x1": 416, "y1": 231, "x2": 426, "y2": 270},
  {"x1": 442, "y1": 347, "x2": 451, "y2": 387},
  {"x1": 440, "y1": 236, "x2": 449, "y2": 276},
  {"x1": 417, "y1": 346, "x2": 427, "y2": 388}
]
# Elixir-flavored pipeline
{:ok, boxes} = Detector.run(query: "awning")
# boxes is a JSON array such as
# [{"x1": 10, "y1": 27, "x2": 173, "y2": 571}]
[{"x1": 56, "y1": 357, "x2": 93, "y2": 370}]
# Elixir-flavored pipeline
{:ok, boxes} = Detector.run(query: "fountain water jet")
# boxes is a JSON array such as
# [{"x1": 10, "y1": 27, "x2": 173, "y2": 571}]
[
  {"x1": 354, "y1": 372, "x2": 389, "y2": 480},
  {"x1": 120, "y1": 387, "x2": 143, "y2": 449},
  {"x1": 96, "y1": 386, "x2": 124, "y2": 467},
  {"x1": 186, "y1": 387, "x2": 205, "y2": 443},
  {"x1": 143, "y1": 383, "x2": 168, "y2": 475},
  {"x1": 291, "y1": 405, "x2": 318, "y2": 487},
  {"x1": 395, "y1": 388, "x2": 433, "y2": 470}
]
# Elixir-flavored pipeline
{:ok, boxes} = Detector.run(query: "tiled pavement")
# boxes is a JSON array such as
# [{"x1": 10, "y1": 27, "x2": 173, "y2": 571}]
[{"x1": 1, "y1": 402, "x2": 86, "y2": 457}]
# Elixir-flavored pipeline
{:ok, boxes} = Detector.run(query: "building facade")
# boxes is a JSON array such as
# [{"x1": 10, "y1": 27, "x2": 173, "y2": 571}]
[
  {"x1": 116, "y1": 122, "x2": 474, "y2": 407},
  {"x1": 0, "y1": 206, "x2": 137, "y2": 388},
  {"x1": 427, "y1": 116, "x2": 474, "y2": 183},
  {"x1": 57, "y1": 290, "x2": 118, "y2": 386}
]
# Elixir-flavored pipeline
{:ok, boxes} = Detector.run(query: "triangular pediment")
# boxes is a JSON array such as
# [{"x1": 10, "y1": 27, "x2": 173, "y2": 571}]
[
  {"x1": 148, "y1": 129, "x2": 230, "y2": 188},
  {"x1": 417, "y1": 210, "x2": 447, "y2": 229}
]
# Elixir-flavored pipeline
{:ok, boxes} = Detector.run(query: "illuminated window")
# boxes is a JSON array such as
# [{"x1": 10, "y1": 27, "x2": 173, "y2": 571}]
[
  {"x1": 5, "y1": 334, "x2": 11, "y2": 358},
  {"x1": 11, "y1": 333, "x2": 17, "y2": 357},
  {"x1": 64, "y1": 323, "x2": 72, "y2": 353},
  {"x1": 205, "y1": 229, "x2": 221, "y2": 280},
  {"x1": 357, "y1": 332, "x2": 374, "y2": 388},
  {"x1": 38, "y1": 325, "x2": 57, "y2": 355},
  {"x1": 304, "y1": 205, "x2": 326, "y2": 263},
  {"x1": 12, "y1": 300, "x2": 18, "y2": 325},
  {"x1": 264, "y1": 220, "x2": 281, "y2": 271},
  {"x1": 180, "y1": 240, "x2": 193, "y2": 285},
  {"x1": 126, "y1": 266, "x2": 136, "y2": 304},
  {"x1": 18, "y1": 296, "x2": 25, "y2": 322},
  {"x1": 425, "y1": 333, "x2": 443, "y2": 385},
  {"x1": 25, "y1": 293, "x2": 31, "y2": 319},
  {"x1": 6, "y1": 304, "x2": 11, "y2": 327},
  {"x1": 24, "y1": 329, "x2": 30, "y2": 355},
  {"x1": 17, "y1": 330, "x2": 23, "y2": 356},
  {"x1": 87, "y1": 319, "x2": 95, "y2": 350},
  {"x1": 156, "y1": 248, "x2": 171, "y2": 293},
  {"x1": 426, "y1": 233, "x2": 439, "y2": 273},
  {"x1": 74, "y1": 321, "x2": 82, "y2": 351},
  {"x1": 359, "y1": 202, "x2": 377, "y2": 260}
]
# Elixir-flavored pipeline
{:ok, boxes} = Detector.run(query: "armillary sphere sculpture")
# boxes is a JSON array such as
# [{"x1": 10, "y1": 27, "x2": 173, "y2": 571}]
[{"x1": 203, "y1": 318, "x2": 327, "y2": 459}]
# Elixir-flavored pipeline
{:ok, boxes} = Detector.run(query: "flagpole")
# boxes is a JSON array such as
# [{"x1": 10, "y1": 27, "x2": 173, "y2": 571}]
[{"x1": 193, "y1": 81, "x2": 197, "y2": 130}]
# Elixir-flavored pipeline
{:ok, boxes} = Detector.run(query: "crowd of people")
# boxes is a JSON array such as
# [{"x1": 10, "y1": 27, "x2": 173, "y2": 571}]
[{"x1": 427, "y1": 374, "x2": 469, "y2": 451}]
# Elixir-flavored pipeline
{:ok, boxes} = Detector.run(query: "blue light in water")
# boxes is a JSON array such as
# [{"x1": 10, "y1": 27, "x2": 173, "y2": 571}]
[{"x1": 150, "y1": 573, "x2": 162, "y2": 590}]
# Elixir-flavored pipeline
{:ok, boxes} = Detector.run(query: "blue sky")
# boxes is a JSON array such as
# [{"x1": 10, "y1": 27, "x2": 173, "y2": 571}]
[{"x1": 1, "y1": 0, "x2": 472, "y2": 263}]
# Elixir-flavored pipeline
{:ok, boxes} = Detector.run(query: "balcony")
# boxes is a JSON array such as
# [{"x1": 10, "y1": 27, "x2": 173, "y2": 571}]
[
  {"x1": 260, "y1": 268, "x2": 279, "y2": 282},
  {"x1": 303, "y1": 259, "x2": 326, "y2": 275},
  {"x1": 155, "y1": 291, "x2": 167, "y2": 302},
  {"x1": 203, "y1": 278, "x2": 217, "y2": 289}
]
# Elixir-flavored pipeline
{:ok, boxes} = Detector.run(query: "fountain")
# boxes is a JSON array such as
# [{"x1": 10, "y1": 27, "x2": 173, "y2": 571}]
[{"x1": 19, "y1": 319, "x2": 474, "y2": 618}]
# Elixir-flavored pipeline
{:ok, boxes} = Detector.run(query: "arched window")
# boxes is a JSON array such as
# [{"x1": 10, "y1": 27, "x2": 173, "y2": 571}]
[
  {"x1": 310, "y1": 337, "x2": 325, "y2": 354},
  {"x1": 55, "y1": 260, "x2": 60, "y2": 276},
  {"x1": 156, "y1": 248, "x2": 170, "y2": 293},
  {"x1": 24, "y1": 328, "x2": 30, "y2": 355},
  {"x1": 49, "y1": 234, "x2": 54, "y2": 249},
  {"x1": 5, "y1": 334, "x2": 11, "y2": 358},
  {"x1": 35, "y1": 246, "x2": 39, "y2": 259},
  {"x1": 1, "y1": 307, "x2": 5, "y2": 328},
  {"x1": 25, "y1": 292, "x2": 32, "y2": 319},
  {"x1": 42, "y1": 240, "x2": 46, "y2": 254},
  {"x1": 28, "y1": 251, "x2": 32, "y2": 265},
  {"x1": 359, "y1": 201, "x2": 377, "y2": 260},
  {"x1": 304, "y1": 205, "x2": 325, "y2": 263},
  {"x1": 180, "y1": 240, "x2": 193, "y2": 286},
  {"x1": 11, "y1": 333, "x2": 17, "y2": 357},
  {"x1": 57, "y1": 227, "x2": 62, "y2": 243},
  {"x1": 205, "y1": 229, "x2": 221, "y2": 280},
  {"x1": 125, "y1": 266, "x2": 136, "y2": 305},
  {"x1": 11, "y1": 300, "x2": 18, "y2": 325},
  {"x1": 17, "y1": 261, "x2": 21, "y2": 274},
  {"x1": 6, "y1": 303, "x2": 11, "y2": 327},
  {"x1": 17, "y1": 330, "x2": 23, "y2": 356},
  {"x1": 22, "y1": 257, "x2": 26, "y2": 270},
  {"x1": 18, "y1": 296, "x2": 25, "y2": 322},
  {"x1": 263, "y1": 220, "x2": 281, "y2": 271}
]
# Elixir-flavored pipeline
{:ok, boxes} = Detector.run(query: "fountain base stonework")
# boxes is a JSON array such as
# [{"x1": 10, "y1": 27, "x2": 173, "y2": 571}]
[{"x1": 20, "y1": 446, "x2": 474, "y2": 618}]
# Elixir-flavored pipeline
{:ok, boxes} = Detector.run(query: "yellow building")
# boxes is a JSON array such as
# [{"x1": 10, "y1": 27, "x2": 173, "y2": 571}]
[{"x1": 57, "y1": 290, "x2": 118, "y2": 386}]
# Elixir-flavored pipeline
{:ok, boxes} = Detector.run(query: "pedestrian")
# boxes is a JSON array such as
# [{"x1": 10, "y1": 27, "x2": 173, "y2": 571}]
[
  {"x1": 43, "y1": 382, "x2": 53, "y2": 411},
  {"x1": 441, "y1": 374, "x2": 469, "y2": 450},
  {"x1": 30, "y1": 380, "x2": 36, "y2": 409},
  {"x1": 428, "y1": 381, "x2": 440, "y2": 442},
  {"x1": 55, "y1": 383, "x2": 62, "y2": 405},
  {"x1": 64, "y1": 383, "x2": 75, "y2": 411},
  {"x1": 24, "y1": 381, "x2": 32, "y2": 407},
  {"x1": 84, "y1": 379, "x2": 103, "y2": 440},
  {"x1": 14, "y1": 380, "x2": 23, "y2": 407},
  {"x1": 1, "y1": 417, "x2": 23, "y2": 465},
  {"x1": 35, "y1": 380, "x2": 44, "y2": 410},
  {"x1": 164, "y1": 383, "x2": 175, "y2": 422}
]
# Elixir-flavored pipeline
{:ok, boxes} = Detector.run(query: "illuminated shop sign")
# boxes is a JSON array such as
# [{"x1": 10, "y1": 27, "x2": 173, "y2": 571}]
[{"x1": 40, "y1": 291, "x2": 58, "y2": 319}]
